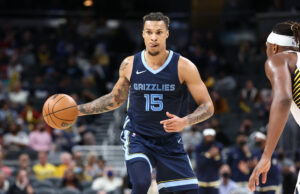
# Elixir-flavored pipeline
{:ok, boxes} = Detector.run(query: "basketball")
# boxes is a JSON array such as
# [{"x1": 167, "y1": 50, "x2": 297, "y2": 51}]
[{"x1": 42, "y1": 94, "x2": 78, "y2": 129}]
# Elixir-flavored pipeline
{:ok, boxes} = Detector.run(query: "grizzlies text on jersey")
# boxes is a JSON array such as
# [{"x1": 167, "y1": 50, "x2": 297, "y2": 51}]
[{"x1": 124, "y1": 50, "x2": 188, "y2": 137}]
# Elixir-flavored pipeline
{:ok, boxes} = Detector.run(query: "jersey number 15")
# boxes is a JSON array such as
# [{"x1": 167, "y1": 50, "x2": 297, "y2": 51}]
[{"x1": 144, "y1": 94, "x2": 163, "y2": 111}]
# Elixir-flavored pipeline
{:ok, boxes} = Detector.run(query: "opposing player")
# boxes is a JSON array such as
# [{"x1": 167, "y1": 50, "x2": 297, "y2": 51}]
[
  {"x1": 77, "y1": 12, "x2": 214, "y2": 194},
  {"x1": 248, "y1": 21, "x2": 300, "y2": 193}
]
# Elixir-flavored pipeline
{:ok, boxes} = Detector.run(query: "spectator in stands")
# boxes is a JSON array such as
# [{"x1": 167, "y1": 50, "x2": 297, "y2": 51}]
[
  {"x1": 33, "y1": 151, "x2": 56, "y2": 181},
  {"x1": 18, "y1": 153, "x2": 31, "y2": 176},
  {"x1": 95, "y1": 156, "x2": 106, "y2": 178},
  {"x1": 72, "y1": 151, "x2": 89, "y2": 181},
  {"x1": 31, "y1": 76, "x2": 48, "y2": 103},
  {"x1": 56, "y1": 152, "x2": 73, "y2": 178},
  {"x1": 205, "y1": 49, "x2": 220, "y2": 74},
  {"x1": 277, "y1": 148, "x2": 296, "y2": 194},
  {"x1": 239, "y1": 80, "x2": 261, "y2": 113},
  {"x1": 3, "y1": 122, "x2": 29, "y2": 152},
  {"x1": 92, "y1": 167, "x2": 123, "y2": 193},
  {"x1": 209, "y1": 118, "x2": 231, "y2": 146},
  {"x1": 0, "y1": 100, "x2": 18, "y2": 123},
  {"x1": 251, "y1": 132, "x2": 280, "y2": 194},
  {"x1": 211, "y1": 90, "x2": 229, "y2": 114},
  {"x1": 29, "y1": 120, "x2": 52, "y2": 152},
  {"x1": 238, "y1": 41, "x2": 253, "y2": 64},
  {"x1": 20, "y1": 101, "x2": 40, "y2": 131},
  {"x1": 239, "y1": 118, "x2": 254, "y2": 137},
  {"x1": 60, "y1": 168, "x2": 82, "y2": 191},
  {"x1": 0, "y1": 153, "x2": 12, "y2": 177},
  {"x1": 8, "y1": 81, "x2": 29, "y2": 106},
  {"x1": 258, "y1": 83, "x2": 273, "y2": 121},
  {"x1": 37, "y1": 43, "x2": 50, "y2": 65},
  {"x1": 82, "y1": 131, "x2": 96, "y2": 145},
  {"x1": 8, "y1": 170, "x2": 34, "y2": 194},
  {"x1": 84, "y1": 151, "x2": 98, "y2": 180},
  {"x1": 0, "y1": 170, "x2": 9, "y2": 193},
  {"x1": 226, "y1": 132, "x2": 252, "y2": 188},
  {"x1": 65, "y1": 56, "x2": 83, "y2": 79},
  {"x1": 214, "y1": 71, "x2": 236, "y2": 91},
  {"x1": 182, "y1": 125, "x2": 203, "y2": 157},
  {"x1": 219, "y1": 164, "x2": 238, "y2": 194},
  {"x1": 53, "y1": 129, "x2": 75, "y2": 152},
  {"x1": 195, "y1": 128, "x2": 223, "y2": 194},
  {"x1": 0, "y1": 81, "x2": 8, "y2": 101}
]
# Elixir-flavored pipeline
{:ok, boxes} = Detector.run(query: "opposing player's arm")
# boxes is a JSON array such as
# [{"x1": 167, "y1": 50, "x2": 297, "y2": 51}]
[
  {"x1": 180, "y1": 57, "x2": 214, "y2": 125},
  {"x1": 248, "y1": 55, "x2": 292, "y2": 191},
  {"x1": 263, "y1": 55, "x2": 292, "y2": 159},
  {"x1": 160, "y1": 57, "x2": 214, "y2": 132},
  {"x1": 77, "y1": 57, "x2": 132, "y2": 116}
]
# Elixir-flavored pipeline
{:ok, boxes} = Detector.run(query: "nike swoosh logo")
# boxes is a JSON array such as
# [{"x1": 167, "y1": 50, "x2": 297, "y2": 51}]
[
  {"x1": 178, "y1": 138, "x2": 182, "y2": 144},
  {"x1": 136, "y1": 70, "x2": 147, "y2": 75}
]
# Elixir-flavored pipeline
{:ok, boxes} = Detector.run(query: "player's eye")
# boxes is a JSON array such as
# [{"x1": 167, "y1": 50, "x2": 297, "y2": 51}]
[
  {"x1": 146, "y1": 31, "x2": 152, "y2": 35},
  {"x1": 157, "y1": 31, "x2": 162, "y2": 35}
]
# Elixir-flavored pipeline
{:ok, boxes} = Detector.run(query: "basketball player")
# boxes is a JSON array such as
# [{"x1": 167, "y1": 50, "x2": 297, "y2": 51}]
[
  {"x1": 248, "y1": 21, "x2": 300, "y2": 194},
  {"x1": 77, "y1": 12, "x2": 214, "y2": 194}
]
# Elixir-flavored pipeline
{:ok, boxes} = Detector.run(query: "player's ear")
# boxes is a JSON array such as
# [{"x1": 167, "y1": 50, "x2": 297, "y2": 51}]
[
  {"x1": 166, "y1": 30, "x2": 169, "y2": 39},
  {"x1": 272, "y1": 44, "x2": 279, "y2": 54}
]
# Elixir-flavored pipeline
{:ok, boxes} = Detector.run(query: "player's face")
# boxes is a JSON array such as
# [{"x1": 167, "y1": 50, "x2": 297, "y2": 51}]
[{"x1": 143, "y1": 21, "x2": 169, "y2": 56}]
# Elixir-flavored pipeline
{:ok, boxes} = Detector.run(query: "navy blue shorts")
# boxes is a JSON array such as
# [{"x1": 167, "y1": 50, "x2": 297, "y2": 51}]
[{"x1": 120, "y1": 124, "x2": 198, "y2": 193}]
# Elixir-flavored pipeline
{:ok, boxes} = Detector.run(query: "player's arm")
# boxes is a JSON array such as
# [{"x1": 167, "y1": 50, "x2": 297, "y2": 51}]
[
  {"x1": 77, "y1": 57, "x2": 132, "y2": 116},
  {"x1": 263, "y1": 55, "x2": 292, "y2": 160},
  {"x1": 248, "y1": 55, "x2": 292, "y2": 191},
  {"x1": 160, "y1": 57, "x2": 214, "y2": 132},
  {"x1": 182, "y1": 58, "x2": 214, "y2": 125}
]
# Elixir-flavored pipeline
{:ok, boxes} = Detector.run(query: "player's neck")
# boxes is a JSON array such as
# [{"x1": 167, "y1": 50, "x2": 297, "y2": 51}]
[{"x1": 145, "y1": 49, "x2": 169, "y2": 68}]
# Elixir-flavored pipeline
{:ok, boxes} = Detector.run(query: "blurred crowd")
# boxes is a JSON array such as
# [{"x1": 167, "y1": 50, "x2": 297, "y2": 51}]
[{"x1": 0, "y1": 0, "x2": 299, "y2": 193}]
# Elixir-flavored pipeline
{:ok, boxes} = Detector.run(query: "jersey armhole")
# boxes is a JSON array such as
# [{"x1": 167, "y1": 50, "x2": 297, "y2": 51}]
[
  {"x1": 128, "y1": 55, "x2": 138, "y2": 82},
  {"x1": 177, "y1": 56, "x2": 185, "y2": 85}
]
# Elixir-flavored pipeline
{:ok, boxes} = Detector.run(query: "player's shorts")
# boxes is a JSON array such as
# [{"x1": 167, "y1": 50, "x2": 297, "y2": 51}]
[
  {"x1": 120, "y1": 124, "x2": 198, "y2": 193},
  {"x1": 295, "y1": 171, "x2": 300, "y2": 194}
]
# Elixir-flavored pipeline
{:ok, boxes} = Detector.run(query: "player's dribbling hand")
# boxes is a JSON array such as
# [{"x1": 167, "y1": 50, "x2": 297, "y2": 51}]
[
  {"x1": 160, "y1": 112, "x2": 188, "y2": 132},
  {"x1": 248, "y1": 156, "x2": 271, "y2": 192}
]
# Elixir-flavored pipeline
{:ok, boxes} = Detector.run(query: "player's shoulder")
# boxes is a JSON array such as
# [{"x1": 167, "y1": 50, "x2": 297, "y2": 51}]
[
  {"x1": 119, "y1": 56, "x2": 134, "y2": 80},
  {"x1": 119, "y1": 56, "x2": 134, "y2": 70},
  {"x1": 178, "y1": 55, "x2": 198, "y2": 72},
  {"x1": 122, "y1": 56, "x2": 134, "y2": 65},
  {"x1": 266, "y1": 51, "x2": 296, "y2": 66}
]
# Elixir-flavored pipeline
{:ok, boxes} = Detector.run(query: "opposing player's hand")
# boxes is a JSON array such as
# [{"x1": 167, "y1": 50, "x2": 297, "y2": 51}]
[
  {"x1": 160, "y1": 112, "x2": 188, "y2": 132},
  {"x1": 248, "y1": 156, "x2": 271, "y2": 192}
]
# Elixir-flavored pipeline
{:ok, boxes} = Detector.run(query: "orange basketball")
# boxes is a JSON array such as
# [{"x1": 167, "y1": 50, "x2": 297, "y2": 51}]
[{"x1": 42, "y1": 94, "x2": 78, "y2": 129}]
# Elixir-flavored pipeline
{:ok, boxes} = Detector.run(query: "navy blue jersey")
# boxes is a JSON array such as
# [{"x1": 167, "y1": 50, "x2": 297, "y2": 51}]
[{"x1": 126, "y1": 50, "x2": 188, "y2": 137}]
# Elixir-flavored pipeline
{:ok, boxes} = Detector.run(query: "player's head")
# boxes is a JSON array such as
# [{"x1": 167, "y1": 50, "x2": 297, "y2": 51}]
[
  {"x1": 266, "y1": 21, "x2": 300, "y2": 58},
  {"x1": 142, "y1": 12, "x2": 170, "y2": 56}
]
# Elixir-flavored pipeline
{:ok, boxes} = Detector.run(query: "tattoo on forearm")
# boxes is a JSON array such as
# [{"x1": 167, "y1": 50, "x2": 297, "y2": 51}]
[
  {"x1": 78, "y1": 79, "x2": 130, "y2": 115},
  {"x1": 186, "y1": 104, "x2": 212, "y2": 125},
  {"x1": 78, "y1": 94, "x2": 114, "y2": 115},
  {"x1": 78, "y1": 59, "x2": 130, "y2": 115}
]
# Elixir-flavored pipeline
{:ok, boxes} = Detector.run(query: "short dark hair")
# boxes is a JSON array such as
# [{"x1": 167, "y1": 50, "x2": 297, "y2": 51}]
[
  {"x1": 143, "y1": 12, "x2": 170, "y2": 30},
  {"x1": 272, "y1": 21, "x2": 300, "y2": 51}
]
